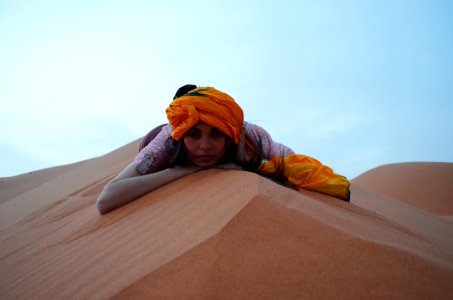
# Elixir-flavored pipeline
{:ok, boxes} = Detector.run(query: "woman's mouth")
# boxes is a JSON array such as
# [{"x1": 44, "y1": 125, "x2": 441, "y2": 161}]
[{"x1": 196, "y1": 155, "x2": 216, "y2": 162}]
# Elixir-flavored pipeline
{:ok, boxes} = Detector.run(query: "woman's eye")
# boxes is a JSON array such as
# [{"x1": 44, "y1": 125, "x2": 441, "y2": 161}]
[
  {"x1": 212, "y1": 129, "x2": 225, "y2": 137},
  {"x1": 185, "y1": 131, "x2": 200, "y2": 138}
]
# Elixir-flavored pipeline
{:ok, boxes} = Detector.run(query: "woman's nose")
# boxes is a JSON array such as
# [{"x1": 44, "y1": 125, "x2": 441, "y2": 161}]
[{"x1": 199, "y1": 137, "x2": 212, "y2": 150}]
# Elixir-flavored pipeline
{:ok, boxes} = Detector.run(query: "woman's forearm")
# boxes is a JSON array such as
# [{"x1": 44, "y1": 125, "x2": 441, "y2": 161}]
[{"x1": 97, "y1": 166, "x2": 197, "y2": 214}]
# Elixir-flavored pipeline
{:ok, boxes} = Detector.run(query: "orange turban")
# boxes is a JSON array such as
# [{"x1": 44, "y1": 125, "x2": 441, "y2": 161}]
[
  {"x1": 258, "y1": 154, "x2": 350, "y2": 201},
  {"x1": 166, "y1": 87, "x2": 244, "y2": 143}
]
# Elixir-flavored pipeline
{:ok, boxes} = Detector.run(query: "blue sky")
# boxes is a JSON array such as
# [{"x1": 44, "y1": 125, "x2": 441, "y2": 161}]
[{"x1": 1, "y1": 0, "x2": 452, "y2": 179}]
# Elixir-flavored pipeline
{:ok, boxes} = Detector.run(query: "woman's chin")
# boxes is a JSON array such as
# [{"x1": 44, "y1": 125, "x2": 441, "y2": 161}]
[
  {"x1": 195, "y1": 163, "x2": 217, "y2": 169},
  {"x1": 192, "y1": 157, "x2": 222, "y2": 168},
  {"x1": 193, "y1": 160, "x2": 220, "y2": 168}
]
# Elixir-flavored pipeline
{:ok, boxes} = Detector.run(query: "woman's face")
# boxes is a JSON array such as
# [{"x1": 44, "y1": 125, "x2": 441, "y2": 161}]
[{"x1": 183, "y1": 122, "x2": 227, "y2": 168}]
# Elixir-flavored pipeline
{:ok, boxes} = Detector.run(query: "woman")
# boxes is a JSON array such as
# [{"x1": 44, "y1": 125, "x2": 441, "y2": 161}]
[
  {"x1": 136, "y1": 84, "x2": 294, "y2": 174},
  {"x1": 97, "y1": 86, "x2": 350, "y2": 214}
]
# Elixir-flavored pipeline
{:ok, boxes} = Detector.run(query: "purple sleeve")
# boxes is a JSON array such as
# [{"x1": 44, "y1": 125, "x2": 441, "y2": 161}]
[
  {"x1": 244, "y1": 122, "x2": 294, "y2": 160},
  {"x1": 134, "y1": 124, "x2": 173, "y2": 174}
]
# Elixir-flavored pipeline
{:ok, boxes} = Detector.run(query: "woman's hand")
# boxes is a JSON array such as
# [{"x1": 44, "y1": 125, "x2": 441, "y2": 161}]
[
  {"x1": 216, "y1": 162, "x2": 242, "y2": 170},
  {"x1": 172, "y1": 164, "x2": 202, "y2": 173}
]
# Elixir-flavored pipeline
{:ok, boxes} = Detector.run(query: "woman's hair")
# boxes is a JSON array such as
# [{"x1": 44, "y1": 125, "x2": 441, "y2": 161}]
[{"x1": 173, "y1": 84, "x2": 197, "y2": 99}]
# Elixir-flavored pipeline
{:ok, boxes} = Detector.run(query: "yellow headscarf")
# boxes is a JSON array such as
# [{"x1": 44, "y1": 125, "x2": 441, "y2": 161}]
[{"x1": 166, "y1": 87, "x2": 244, "y2": 143}]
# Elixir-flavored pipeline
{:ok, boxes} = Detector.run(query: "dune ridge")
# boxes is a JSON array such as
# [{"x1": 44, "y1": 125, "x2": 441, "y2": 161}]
[{"x1": 0, "y1": 143, "x2": 452, "y2": 299}]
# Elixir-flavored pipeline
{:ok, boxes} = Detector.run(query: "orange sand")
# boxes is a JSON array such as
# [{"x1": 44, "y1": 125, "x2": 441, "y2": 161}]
[
  {"x1": 1, "y1": 142, "x2": 452, "y2": 299},
  {"x1": 352, "y1": 162, "x2": 453, "y2": 216}
]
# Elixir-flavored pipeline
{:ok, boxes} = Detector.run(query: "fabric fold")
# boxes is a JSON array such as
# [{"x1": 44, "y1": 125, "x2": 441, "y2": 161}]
[{"x1": 258, "y1": 154, "x2": 350, "y2": 201}]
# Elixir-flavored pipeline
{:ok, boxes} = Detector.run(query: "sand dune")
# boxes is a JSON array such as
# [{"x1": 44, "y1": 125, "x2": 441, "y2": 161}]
[
  {"x1": 0, "y1": 163, "x2": 81, "y2": 204},
  {"x1": 0, "y1": 140, "x2": 139, "y2": 230},
  {"x1": 0, "y1": 143, "x2": 452, "y2": 299},
  {"x1": 352, "y1": 162, "x2": 453, "y2": 216}
]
